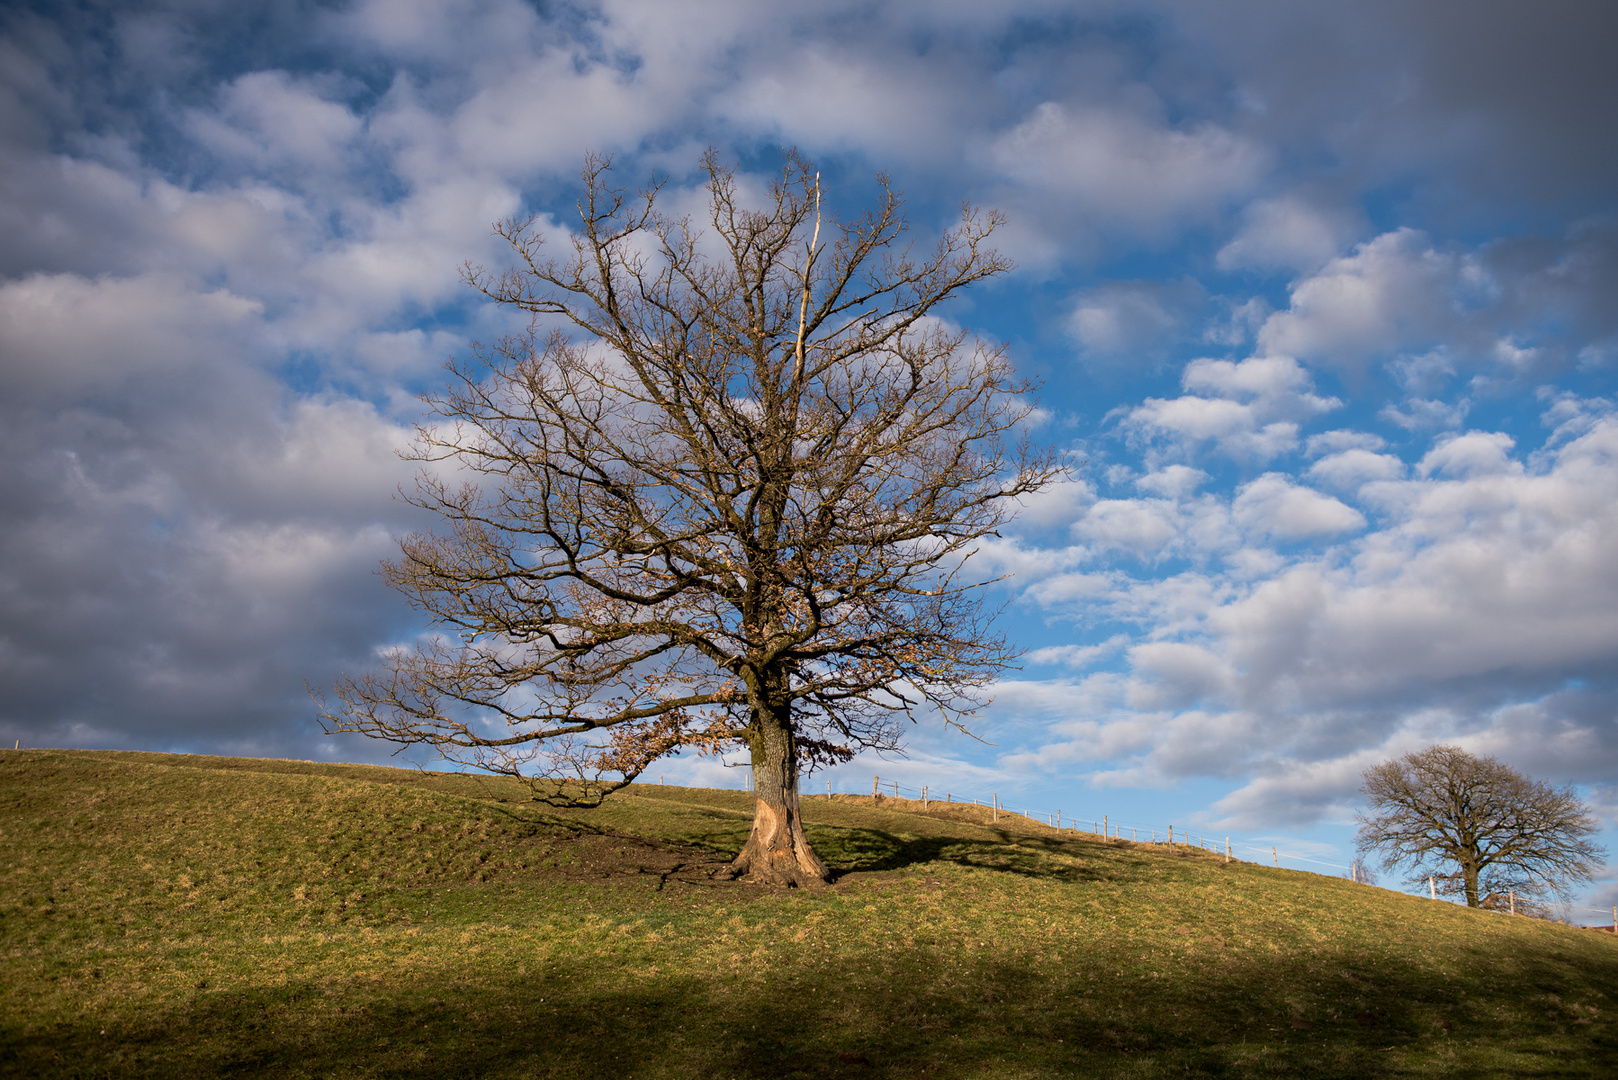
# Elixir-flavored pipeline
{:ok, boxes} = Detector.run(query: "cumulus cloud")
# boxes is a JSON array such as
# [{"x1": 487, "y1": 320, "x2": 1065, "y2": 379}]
[
  {"x1": 1124, "y1": 355, "x2": 1339, "y2": 461},
  {"x1": 1379, "y1": 396, "x2": 1469, "y2": 432},
  {"x1": 991, "y1": 102, "x2": 1267, "y2": 227},
  {"x1": 1066, "y1": 279, "x2": 1205, "y2": 359},
  {"x1": 185, "y1": 71, "x2": 363, "y2": 178},
  {"x1": 1135, "y1": 465, "x2": 1208, "y2": 498},
  {"x1": 1307, "y1": 448, "x2": 1405, "y2": 490},
  {"x1": 0, "y1": 366, "x2": 425, "y2": 755},
  {"x1": 1231, "y1": 475, "x2": 1365, "y2": 541},
  {"x1": 1305, "y1": 429, "x2": 1386, "y2": 457},
  {"x1": 1253, "y1": 221, "x2": 1618, "y2": 382},
  {"x1": 0, "y1": 272, "x2": 265, "y2": 398},
  {"x1": 1415, "y1": 430, "x2": 1518, "y2": 479},
  {"x1": 1256, "y1": 228, "x2": 1466, "y2": 369},
  {"x1": 1006, "y1": 406, "x2": 1618, "y2": 828},
  {"x1": 1217, "y1": 194, "x2": 1361, "y2": 274}
]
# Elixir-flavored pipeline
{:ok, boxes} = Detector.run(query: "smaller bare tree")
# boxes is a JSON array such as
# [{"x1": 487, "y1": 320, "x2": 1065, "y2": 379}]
[{"x1": 1356, "y1": 745, "x2": 1605, "y2": 908}]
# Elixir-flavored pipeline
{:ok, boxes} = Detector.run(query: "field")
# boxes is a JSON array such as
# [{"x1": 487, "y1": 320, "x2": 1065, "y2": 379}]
[{"x1": 3, "y1": 748, "x2": 1616, "y2": 1078}]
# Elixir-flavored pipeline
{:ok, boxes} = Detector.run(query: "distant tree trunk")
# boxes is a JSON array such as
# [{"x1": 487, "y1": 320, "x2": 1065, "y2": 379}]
[
  {"x1": 1462, "y1": 854, "x2": 1482, "y2": 908},
  {"x1": 723, "y1": 688, "x2": 831, "y2": 887}
]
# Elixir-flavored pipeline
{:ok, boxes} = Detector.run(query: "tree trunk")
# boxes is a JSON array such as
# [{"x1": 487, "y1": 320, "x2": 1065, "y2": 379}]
[
  {"x1": 1462, "y1": 856, "x2": 1481, "y2": 908},
  {"x1": 722, "y1": 699, "x2": 831, "y2": 887}
]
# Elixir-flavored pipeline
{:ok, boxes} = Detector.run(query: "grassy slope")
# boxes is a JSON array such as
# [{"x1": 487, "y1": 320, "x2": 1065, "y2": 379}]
[{"x1": 2, "y1": 749, "x2": 1615, "y2": 1079}]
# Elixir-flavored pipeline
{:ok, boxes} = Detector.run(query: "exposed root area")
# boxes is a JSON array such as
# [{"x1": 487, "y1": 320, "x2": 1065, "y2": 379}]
[{"x1": 721, "y1": 848, "x2": 832, "y2": 889}]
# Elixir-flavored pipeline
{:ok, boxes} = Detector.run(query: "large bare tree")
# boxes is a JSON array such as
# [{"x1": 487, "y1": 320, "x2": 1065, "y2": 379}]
[
  {"x1": 323, "y1": 152, "x2": 1062, "y2": 886},
  {"x1": 1356, "y1": 745, "x2": 1604, "y2": 908}
]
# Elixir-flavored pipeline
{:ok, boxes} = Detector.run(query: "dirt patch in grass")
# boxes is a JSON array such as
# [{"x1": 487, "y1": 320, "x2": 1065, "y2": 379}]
[{"x1": 538, "y1": 828, "x2": 737, "y2": 890}]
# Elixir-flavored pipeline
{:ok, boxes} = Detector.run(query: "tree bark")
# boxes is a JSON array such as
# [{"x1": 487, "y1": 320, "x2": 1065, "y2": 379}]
[
  {"x1": 722, "y1": 698, "x2": 831, "y2": 888},
  {"x1": 1462, "y1": 854, "x2": 1481, "y2": 907}
]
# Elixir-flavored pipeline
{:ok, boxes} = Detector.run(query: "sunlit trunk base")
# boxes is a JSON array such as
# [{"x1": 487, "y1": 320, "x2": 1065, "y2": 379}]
[
  {"x1": 721, "y1": 701, "x2": 832, "y2": 887},
  {"x1": 724, "y1": 794, "x2": 832, "y2": 887}
]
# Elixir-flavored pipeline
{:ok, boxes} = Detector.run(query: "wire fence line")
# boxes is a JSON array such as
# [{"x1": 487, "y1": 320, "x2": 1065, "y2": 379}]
[
  {"x1": 669, "y1": 768, "x2": 1618, "y2": 928},
  {"x1": 803, "y1": 771, "x2": 1359, "y2": 868}
]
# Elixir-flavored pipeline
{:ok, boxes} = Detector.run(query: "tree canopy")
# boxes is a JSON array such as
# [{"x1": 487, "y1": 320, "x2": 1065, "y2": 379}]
[
  {"x1": 1356, "y1": 745, "x2": 1604, "y2": 908},
  {"x1": 323, "y1": 151, "x2": 1062, "y2": 885}
]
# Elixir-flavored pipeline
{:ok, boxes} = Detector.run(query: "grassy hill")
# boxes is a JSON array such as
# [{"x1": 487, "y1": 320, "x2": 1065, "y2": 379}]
[{"x1": 3, "y1": 749, "x2": 1615, "y2": 1078}]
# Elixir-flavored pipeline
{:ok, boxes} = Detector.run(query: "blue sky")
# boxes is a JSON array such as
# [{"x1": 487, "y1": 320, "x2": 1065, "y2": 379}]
[{"x1": 3, "y1": 0, "x2": 1617, "y2": 910}]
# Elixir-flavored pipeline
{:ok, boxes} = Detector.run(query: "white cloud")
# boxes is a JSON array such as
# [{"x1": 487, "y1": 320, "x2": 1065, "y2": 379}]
[
  {"x1": 1416, "y1": 430, "x2": 1518, "y2": 479},
  {"x1": 1024, "y1": 635, "x2": 1130, "y2": 670},
  {"x1": 1305, "y1": 430, "x2": 1386, "y2": 457},
  {"x1": 1379, "y1": 396, "x2": 1469, "y2": 432},
  {"x1": 1307, "y1": 448, "x2": 1405, "y2": 490},
  {"x1": 990, "y1": 101, "x2": 1268, "y2": 232},
  {"x1": 1180, "y1": 355, "x2": 1337, "y2": 412},
  {"x1": 1125, "y1": 355, "x2": 1339, "y2": 461},
  {"x1": 1217, "y1": 194, "x2": 1360, "y2": 273},
  {"x1": 1008, "y1": 478, "x2": 1096, "y2": 530},
  {"x1": 1135, "y1": 465, "x2": 1208, "y2": 498},
  {"x1": 1539, "y1": 391, "x2": 1614, "y2": 448},
  {"x1": 1257, "y1": 228, "x2": 1463, "y2": 369},
  {"x1": 1232, "y1": 474, "x2": 1365, "y2": 540},
  {"x1": 185, "y1": 71, "x2": 363, "y2": 176},
  {"x1": 717, "y1": 43, "x2": 965, "y2": 162},
  {"x1": 1066, "y1": 279, "x2": 1204, "y2": 357},
  {"x1": 0, "y1": 272, "x2": 265, "y2": 398},
  {"x1": 1125, "y1": 642, "x2": 1230, "y2": 709},
  {"x1": 1207, "y1": 753, "x2": 1375, "y2": 829},
  {"x1": 1075, "y1": 498, "x2": 1181, "y2": 555},
  {"x1": 334, "y1": 0, "x2": 549, "y2": 63}
]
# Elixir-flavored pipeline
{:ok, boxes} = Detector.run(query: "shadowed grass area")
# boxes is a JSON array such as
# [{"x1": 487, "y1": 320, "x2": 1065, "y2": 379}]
[{"x1": 3, "y1": 749, "x2": 1616, "y2": 1078}]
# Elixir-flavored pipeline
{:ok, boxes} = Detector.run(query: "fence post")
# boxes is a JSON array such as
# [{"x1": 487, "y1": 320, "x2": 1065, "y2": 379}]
[
  {"x1": 993, "y1": 794, "x2": 998, "y2": 822},
  {"x1": 873, "y1": 775, "x2": 879, "y2": 799},
  {"x1": 1509, "y1": 890, "x2": 1516, "y2": 916},
  {"x1": 1272, "y1": 846, "x2": 1277, "y2": 868},
  {"x1": 1169, "y1": 825, "x2": 1173, "y2": 845},
  {"x1": 1430, "y1": 876, "x2": 1436, "y2": 900},
  {"x1": 922, "y1": 785, "x2": 928, "y2": 810},
  {"x1": 1225, "y1": 836, "x2": 1230, "y2": 863},
  {"x1": 1056, "y1": 810, "x2": 1061, "y2": 828},
  {"x1": 1103, "y1": 814, "x2": 1108, "y2": 838},
  {"x1": 893, "y1": 778, "x2": 899, "y2": 798}
]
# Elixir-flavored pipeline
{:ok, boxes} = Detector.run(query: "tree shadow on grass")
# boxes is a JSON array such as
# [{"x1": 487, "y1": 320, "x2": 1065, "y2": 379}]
[
  {"x1": 10, "y1": 933, "x2": 1617, "y2": 1080},
  {"x1": 527, "y1": 814, "x2": 1190, "y2": 893},
  {"x1": 808, "y1": 825, "x2": 1169, "y2": 888}
]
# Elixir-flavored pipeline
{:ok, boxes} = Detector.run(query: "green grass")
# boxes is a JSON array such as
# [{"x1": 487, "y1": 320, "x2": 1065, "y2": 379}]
[{"x1": 3, "y1": 749, "x2": 1616, "y2": 1078}]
